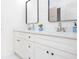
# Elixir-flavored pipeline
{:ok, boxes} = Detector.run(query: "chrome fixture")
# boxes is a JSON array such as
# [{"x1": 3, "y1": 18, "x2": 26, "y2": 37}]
[{"x1": 57, "y1": 22, "x2": 65, "y2": 32}]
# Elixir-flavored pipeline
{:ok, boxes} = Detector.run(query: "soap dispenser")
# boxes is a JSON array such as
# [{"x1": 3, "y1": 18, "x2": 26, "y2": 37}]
[{"x1": 73, "y1": 22, "x2": 77, "y2": 33}]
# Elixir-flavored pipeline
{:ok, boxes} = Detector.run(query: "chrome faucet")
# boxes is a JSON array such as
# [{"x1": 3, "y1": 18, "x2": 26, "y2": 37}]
[{"x1": 57, "y1": 22, "x2": 65, "y2": 32}]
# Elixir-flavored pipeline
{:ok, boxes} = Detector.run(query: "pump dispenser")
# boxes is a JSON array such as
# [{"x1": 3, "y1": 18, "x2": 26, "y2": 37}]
[{"x1": 73, "y1": 22, "x2": 77, "y2": 33}]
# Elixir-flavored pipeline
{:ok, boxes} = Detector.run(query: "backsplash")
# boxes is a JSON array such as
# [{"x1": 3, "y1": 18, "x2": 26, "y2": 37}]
[{"x1": 26, "y1": 21, "x2": 77, "y2": 34}]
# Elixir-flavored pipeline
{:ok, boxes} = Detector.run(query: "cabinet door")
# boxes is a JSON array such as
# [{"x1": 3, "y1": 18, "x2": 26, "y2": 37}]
[
  {"x1": 50, "y1": 48, "x2": 76, "y2": 59},
  {"x1": 35, "y1": 43, "x2": 76, "y2": 59},
  {"x1": 35, "y1": 43, "x2": 64, "y2": 59},
  {"x1": 35, "y1": 43, "x2": 50, "y2": 59}
]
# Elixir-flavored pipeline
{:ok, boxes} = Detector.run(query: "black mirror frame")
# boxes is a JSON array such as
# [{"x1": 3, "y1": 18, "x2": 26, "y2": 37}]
[
  {"x1": 25, "y1": 0, "x2": 39, "y2": 24},
  {"x1": 48, "y1": 0, "x2": 77, "y2": 23}
]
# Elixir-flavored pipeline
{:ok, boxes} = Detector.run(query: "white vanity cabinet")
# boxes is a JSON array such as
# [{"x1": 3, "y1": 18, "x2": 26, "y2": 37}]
[{"x1": 13, "y1": 31, "x2": 77, "y2": 59}]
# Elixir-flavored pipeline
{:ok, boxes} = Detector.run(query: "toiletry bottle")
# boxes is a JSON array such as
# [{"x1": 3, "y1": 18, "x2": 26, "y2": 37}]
[{"x1": 73, "y1": 22, "x2": 77, "y2": 33}]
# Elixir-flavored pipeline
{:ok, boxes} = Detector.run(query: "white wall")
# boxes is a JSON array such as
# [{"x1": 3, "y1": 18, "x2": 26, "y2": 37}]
[
  {"x1": 60, "y1": 0, "x2": 77, "y2": 20},
  {"x1": 1, "y1": 0, "x2": 28, "y2": 57}
]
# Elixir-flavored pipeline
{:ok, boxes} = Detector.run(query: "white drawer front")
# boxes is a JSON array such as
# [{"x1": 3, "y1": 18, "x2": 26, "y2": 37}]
[
  {"x1": 14, "y1": 31, "x2": 26, "y2": 37},
  {"x1": 31, "y1": 34, "x2": 76, "y2": 46}
]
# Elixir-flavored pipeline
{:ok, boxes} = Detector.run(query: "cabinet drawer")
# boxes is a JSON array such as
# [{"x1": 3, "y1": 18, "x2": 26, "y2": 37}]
[
  {"x1": 14, "y1": 31, "x2": 26, "y2": 37},
  {"x1": 31, "y1": 34, "x2": 76, "y2": 46},
  {"x1": 14, "y1": 31, "x2": 31, "y2": 41},
  {"x1": 35, "y1": 43, "x2": 76, "y2": 59}
]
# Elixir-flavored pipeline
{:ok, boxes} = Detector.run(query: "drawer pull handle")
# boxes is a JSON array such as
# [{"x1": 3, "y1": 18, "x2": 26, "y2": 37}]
[
  {"x1": 29, "y1": 36, "x2": 31, "y2": 38},
  {"x1": 28, "y1": 45, "x2": 31, "y2": 48},
  {"x1": 46, "y1": 51, "x2": 49, "y2": 54},
  {"x1": 28, "y1": 57, "x2": 31, "y2": 59},
  {"x1": 17, "y1": 40, "x2": 20, "y2": 42},
  {"x1": 51, "y1": 52, "x2": 54, "y2": 55}
]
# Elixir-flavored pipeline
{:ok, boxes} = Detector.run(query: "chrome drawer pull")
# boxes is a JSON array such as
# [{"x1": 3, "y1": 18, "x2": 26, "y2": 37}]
[
  {"x1": 28, "y1": 45, "x2": 31, "y2": 48},
  {"x1": 29, "y1": 36, "x2": 31, "y2": 38}
]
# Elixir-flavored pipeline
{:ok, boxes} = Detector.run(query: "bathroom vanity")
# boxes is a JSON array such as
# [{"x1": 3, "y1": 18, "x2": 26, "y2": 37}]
[
  {"x1": 13, "y1": 0, "x2": 77, "y2": 59},
  {"x1": 13, "y1": 30, "x2": 77, "y2": 59}
]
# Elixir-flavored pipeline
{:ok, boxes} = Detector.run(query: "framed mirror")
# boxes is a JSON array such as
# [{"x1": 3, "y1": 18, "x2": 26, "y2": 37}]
[
  {"x1": 48, "y1": 0, "x2": 77, "y2": 22},
  {"x1": 26, "y1": 0, "x2": 39, "y2": 24}
]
